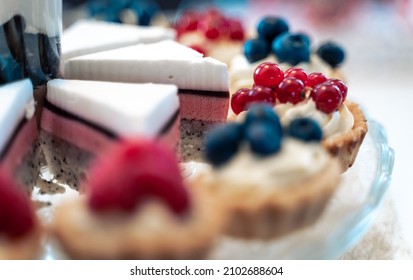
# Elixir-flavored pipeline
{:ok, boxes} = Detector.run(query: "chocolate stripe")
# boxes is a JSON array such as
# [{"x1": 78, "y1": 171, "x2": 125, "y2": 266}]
[
  {"x1": 179, "y1": 88, "x2": 229, "y2": 98},
  {"x1": 44, "y1": 100, "x2": 179, "y2": 139},
  {"x1": 0, "y1": 117, "x2": 27, "y2": 161}
]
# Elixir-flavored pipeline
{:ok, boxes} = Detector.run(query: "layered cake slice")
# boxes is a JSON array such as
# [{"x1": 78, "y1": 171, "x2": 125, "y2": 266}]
[
  {"x1": 40, "y1": 79, "x2": 179, "y2": 189},
  {"x1": 61, "y1": 19, "x2": 176, "y2": 66},
  {"x1": 0, "y1": 79, "x2": 41, "y2": 192},
  {"x1": 64, "y1": 40, "x2": 230, "y2": 160}
]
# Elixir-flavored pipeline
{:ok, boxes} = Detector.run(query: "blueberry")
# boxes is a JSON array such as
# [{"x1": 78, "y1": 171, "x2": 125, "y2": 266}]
[
  {"x1": 287, "y1": 118, "x2": 323, "y2": 142},
  {"x1": 0, "y1": 55, "x2": 24, "y2": 84},
  {"x1": 257, "y1": 16, "x2": 289, "y2": 44},
  {"x1": 272, "y1": 32, "x2": 311, "y2": 66},
  {"x1": 316, "y1": 41, "x2": 345, "y2": 68},
  {"x1": 245, "y1": 121, "x2": 282, "y2": 157},
  {"x1": 243, "y1": 38, "x2": 270, "y2": 63},
  {"x1": 244, "y1": 104, "x2": 283, "y2": 137},
  {"x1": 130, "y1": 0, "x2": 159, "y2": 26},
  {"x1": 204, "y1": 123, "x2": 244, "y2": 167}
]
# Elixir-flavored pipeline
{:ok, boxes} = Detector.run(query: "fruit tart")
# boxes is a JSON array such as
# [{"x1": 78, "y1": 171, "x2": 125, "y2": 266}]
[
  {"x1": 0, "y1": 169, "x2": 44, "y2": 260},
  {"x1": 196, "y1": 104, "x2": 341, "y2": 239},
  {"x1": 230, "y1": 16, "x2": 345, "y2": 92},
  {"x1": 52, "y1": 138, "x2": 224, "y2": 259},
  {"x1": 230, "y1": 62, "x2": 367, "y2": 171}
]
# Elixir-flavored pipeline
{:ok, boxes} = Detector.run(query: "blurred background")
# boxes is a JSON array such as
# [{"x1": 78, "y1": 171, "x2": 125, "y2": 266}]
[{"x1": 62, "y1": 0, "x2": 413, "y2": 257}]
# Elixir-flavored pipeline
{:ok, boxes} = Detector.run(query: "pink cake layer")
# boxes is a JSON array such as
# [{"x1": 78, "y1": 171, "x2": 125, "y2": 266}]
[
  {"x1": 41, "y1": 107, "x2": 180, "y2": 155},
  {"x1": 179, "y1": 92, "x2": 229, "y2": 122},
  {"x1": 1, "y1": 118, "x2": 37, "y2": 175}
]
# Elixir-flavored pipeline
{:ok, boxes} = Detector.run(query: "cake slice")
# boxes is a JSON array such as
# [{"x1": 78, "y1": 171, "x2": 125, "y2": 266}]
[
  {"x1": 40, "y1": 79, "x2": 179, "y2": 189},
  {"x1": 64, "y1": 40, "x2": 230, "y2": 161},
  {"x1": 0, "y1": 79, "x2": 42, "y2": 192},
  {"x1": 61, "y1": 19, "x2": 176, "y2": 65}
]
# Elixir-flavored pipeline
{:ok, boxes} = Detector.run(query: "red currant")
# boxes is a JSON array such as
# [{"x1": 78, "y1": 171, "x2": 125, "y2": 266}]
[
  {"x1": 247, "y1": 86, "x2": 276, "y2": 107},
  {"x1": 176, "y1": 10, "x2": 199, "y2": 34},
  {"x1": 189, "y1": 45, "x2": 206, "y2": 56},
  {"x1": 305, "y1": 72, "x2": 327, "y2": 88},
  {"x1": 231, "y1": 88, "x2": 251, "y2": 115},
  {"x1": 325, "y1": 79, "x2": 348, "y2": 101},
  {"x1": 277, "y1": 77, "x2": 305, "y2": 104},
  {"x1": 312, "y1": 83, "x2": 343, "y2": 114},
  {"x1": 253, "y1": 62, "x2": 284, "y2": 89},
  {"x1": 284, "y1": 67, "x2": 308, "y2": 83},
  {"x1": 228, "y1": 19, "x2": 245, "y2": 40}
]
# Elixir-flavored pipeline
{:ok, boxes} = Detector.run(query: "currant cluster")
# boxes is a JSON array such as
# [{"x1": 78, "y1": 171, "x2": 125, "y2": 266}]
[
  {"x1": 175, "y1": 8, "x2": 245, "y2": 42},
  {"x1": 231, "y1": 62, "x2": 348, "y2": 115}
]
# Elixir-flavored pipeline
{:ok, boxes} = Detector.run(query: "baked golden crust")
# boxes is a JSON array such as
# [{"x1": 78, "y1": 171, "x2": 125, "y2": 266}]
[
  {"x1": 0, "y1": 218, "x2": 44, "y2": 260},
  {"x1": 194, "y1": 158, "x2": 341, "y2": 240},
  {"x1": 51, "y1": 186, "x2": 224, "y2": 260},
  {"x1": 322, "y1": 101, "x2": 368, "y2": 172}
]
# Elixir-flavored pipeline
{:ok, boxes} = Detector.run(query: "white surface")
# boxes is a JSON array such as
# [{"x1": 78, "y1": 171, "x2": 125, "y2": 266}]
[
  {"x1": 0, "y1": 79, "x2": 33, "y2": 152},
  {"x1": 47, "y1": 79, "x2": 178, "y2": 137},
  {"x1": 62, "y1": 20, "x2": 176, "y2": 63},
  {"x1": 64, "y1": 40, "x2": 229, "y2": 92},
  {"x1": 0, "y1": 0, "x2": 61, "y2": 36}
]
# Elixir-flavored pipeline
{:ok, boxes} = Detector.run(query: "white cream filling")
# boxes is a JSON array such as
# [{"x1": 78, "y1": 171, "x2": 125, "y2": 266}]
[
  {"x1": 274, "y1": 99, "x2": 354, "y2": 139},
  {"x1": 0, "y1": 0, "x2": 61, "y2": 37},
  {"x1": 211, "y1": 139, "x2": 329, "y2": 191}
]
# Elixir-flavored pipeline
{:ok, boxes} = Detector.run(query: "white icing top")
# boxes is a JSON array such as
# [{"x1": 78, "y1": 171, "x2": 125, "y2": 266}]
[
  {"x1": 274, "y1": 99, "x2": 354, "y2": 139},
  {"x1": 211, "y1": 139, "x2": 329, "y2": 190},
  {"x1": 46, "y1": 79, "x2": 179, "y2": 137},
  {"x1": 0, "y1": 0, "x2": 61, "y2": 37},
  {"x1": 64, "y1": 40, "x2": 229, "y2": 92},
  {"x1": 62, "y1": 20, "x2": 176, "y2": 63},
  {"x1": 0, "y1": 79, "x2": 34, "y2": 153},
  {"x1": 229, "y1": 54, "x2": 330, "y2": 91}
]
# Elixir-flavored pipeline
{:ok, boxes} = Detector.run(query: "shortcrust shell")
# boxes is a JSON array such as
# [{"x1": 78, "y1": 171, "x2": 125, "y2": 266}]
[{"x1": 194, "y1": 158, "x2": 341, "y2": 240}]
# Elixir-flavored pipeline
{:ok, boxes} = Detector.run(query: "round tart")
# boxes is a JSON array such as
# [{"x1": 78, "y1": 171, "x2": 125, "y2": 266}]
[
  {"x1": 0, "y1": 169, "x2": 43, "y2": 260},
  {"x1": 51, "y1": 139, "x2": 224, "y2": 259},
  {"x1": 230, "y1": 62, "x2": 367, "y2": 172},
  {"x1": 198, "y1": 105, "x2": 341, "y2": 239}
]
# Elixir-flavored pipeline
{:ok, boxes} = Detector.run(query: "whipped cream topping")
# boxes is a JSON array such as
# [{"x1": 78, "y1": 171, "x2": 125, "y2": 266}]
[
  {"x1": 274, "y1": 99, "x2": 354, "y2": 139},
  {"x1": 0, "y1": 0, "x2": 62, "y2": 37},
  {"x1": 211, "y1": 139, "x2": 329, "y2": 191}
]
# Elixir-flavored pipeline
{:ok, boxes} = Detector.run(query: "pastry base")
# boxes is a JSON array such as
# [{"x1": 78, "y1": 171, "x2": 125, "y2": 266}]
[
  {"x1": 51, "y1": 186, "x2": 224, "y2": 260},
  {"x1": 323, "y1": 101, "x2": 368, "y2": 172},
  {"x1": 195, "y1": 159, "x2": 341, "y2": 240}
]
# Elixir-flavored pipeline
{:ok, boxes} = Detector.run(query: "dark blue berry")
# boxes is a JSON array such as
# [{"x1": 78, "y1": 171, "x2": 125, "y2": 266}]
[
  {"x1": 243, "y1": 38, "x2": 270, "y2": 63},
  {"x1": 316, "y1": 41, "x2": 345, "y2": 68},
  {"x1": 244, "y1": 104, "x2": 283, "y2": 137},
  {"x1": 0, "y1": 55, "x2": 24, "y2": 85},
  {"x1": 245, "y1": 121, "x2": 282, "y2": 157},
  {"x1": 257, "y1": 16, "x2": 289, "y2": 44},
  {"x1": 288, "y1": 118, "x2": 323, "y2": 142},
  {"x1": 204, "y1": 123, "x2": 244, "y2": 166},
  {"x1": 130, "y1": 0, "x2": 159, "y2": 26},
  {"x1": 272, "y1": 33, "x2": 311, "y2": 66}
]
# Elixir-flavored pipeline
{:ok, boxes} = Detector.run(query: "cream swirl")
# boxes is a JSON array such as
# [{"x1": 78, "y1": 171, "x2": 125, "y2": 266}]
[
  {"x1": 211, "y1": 139, "x2": 329, "y2": 191},
  {"x1": 274, "y1": 99, "x2": 354, "y2": 139}
]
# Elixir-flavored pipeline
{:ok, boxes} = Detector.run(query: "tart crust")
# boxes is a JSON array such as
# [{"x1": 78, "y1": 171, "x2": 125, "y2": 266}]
[
  {"x1": 322, "y1": 101, "x2": 368, "y2": 172},
  {"x1": 0, "y1": 219, "x2": 44, "y2": 260},
  {"x1": 51, "y1": 186, "x2": 224, "y2": 260},
  {"x1": 194, "y1": 158, "x2": 341, "y2": 240}
]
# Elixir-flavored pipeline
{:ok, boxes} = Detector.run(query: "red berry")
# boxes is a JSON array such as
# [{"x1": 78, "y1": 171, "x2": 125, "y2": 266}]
[
  {"x1": 228, "y1": 19, "x2": 245, "y2": 40},
  {"x1": 189, "y1": 45, "x2": 206, "y2": 56},
  {"x1": 312, "y1": 83, "x2": 343, "y2": 113},
  {"x1": 246, "y1": 86, "x2": 276, "y2": 107},
  {"x1": 277, "y1": 77, "x2": 305, "y2": 104},
  {"x1": 0, "y1": 170, "x2": 35, "y2": 238},
  {"x1": 325, "y1": 79, "x2": 348, "y2": 101},
  {"x1": 175, "y1": 10, "x2": 199, "y2": 34},
  {"x1": 88, "y1": 139, "x2": 190, "y2": 215},
  {"x1": 253, "y1": 62, "x2": 284, "y2": 89},
  {"x1": 284, "y1": 67, "x2": 308, "y2": 83},
  {"x1": 231, "y1": 88, "x2": 251, "y2": 115},
  {"x1": 204, "y1": 26, "x2": 220, "y2": 40},
  {"x1": 305, "y1": 72, "x2": 327, "y2": 88}
]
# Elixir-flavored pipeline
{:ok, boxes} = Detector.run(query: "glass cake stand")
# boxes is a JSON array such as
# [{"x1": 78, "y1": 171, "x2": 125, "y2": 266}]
[{"x1": 38, "y1": 120, "x2": 394, "y2": 260}]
